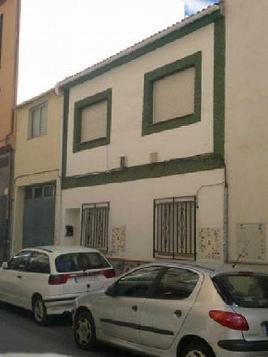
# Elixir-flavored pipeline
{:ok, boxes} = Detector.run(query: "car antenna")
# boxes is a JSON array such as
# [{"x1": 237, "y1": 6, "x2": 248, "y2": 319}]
[{"x1": 232, "y1": 238, "x2": 251, "y2": 268}]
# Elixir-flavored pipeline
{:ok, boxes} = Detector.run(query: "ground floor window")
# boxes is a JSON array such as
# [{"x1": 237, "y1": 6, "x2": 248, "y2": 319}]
[
  {"x1": 81, "y1": 202, "x2": 109, "y2": 252},
  {"x1": 154, "y1": 196, "x2": 196, "y2": 260}
]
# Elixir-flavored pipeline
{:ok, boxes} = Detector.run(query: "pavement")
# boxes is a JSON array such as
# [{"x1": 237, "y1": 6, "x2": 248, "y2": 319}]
[{"x1": 0, "y1": 303, "x2": 137, "y2": 357}]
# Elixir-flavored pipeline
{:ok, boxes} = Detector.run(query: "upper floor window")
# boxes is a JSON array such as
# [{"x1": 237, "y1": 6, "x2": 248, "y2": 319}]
[
  {"x1": 73, "y1": 89, "x2": 112, "y2": 152},
  {"x1": 142, "y1": 51, "x2": 201, "y2": 135},
  {"x1": 29, "y1": 102, "x2": 48, "y2": 139}
]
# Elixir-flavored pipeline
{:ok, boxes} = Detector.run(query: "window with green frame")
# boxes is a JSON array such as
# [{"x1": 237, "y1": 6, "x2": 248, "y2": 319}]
[
  {"x1": 142, "y1": 51, "x2": 202, "y2": 136},
  {"x1": 73, "y1": 89, "x2": 112, "y2": 152}
]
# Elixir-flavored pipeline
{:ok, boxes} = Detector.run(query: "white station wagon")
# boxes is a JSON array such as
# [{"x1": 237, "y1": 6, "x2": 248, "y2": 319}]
[{"x1": 0, "y1": 246, "x2": 115, "y2": 324}]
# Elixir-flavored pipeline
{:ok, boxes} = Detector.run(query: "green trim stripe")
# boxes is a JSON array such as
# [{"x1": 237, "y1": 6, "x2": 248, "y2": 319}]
[
  {"x1": 213, "y1": 16, "x2": 225, "y2": 157},
  {"x1": 142, "y1": 52, "x2": 202, "y2": 135},
  {"x1": 62, "y1": 154, "x2": 224, "y2": 189}
]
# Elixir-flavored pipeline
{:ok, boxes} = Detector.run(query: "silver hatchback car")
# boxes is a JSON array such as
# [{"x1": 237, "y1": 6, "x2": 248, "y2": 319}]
[{"x1": 72, "y1": 262, "x2": 268, "y2": 357}]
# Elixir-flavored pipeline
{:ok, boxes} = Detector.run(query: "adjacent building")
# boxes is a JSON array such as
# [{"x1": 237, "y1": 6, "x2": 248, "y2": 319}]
[
  {"x1": 12, "y1": 90, "x2": 61, "y2": 253},
  {"x1": 0, "y1": 0, "x2": 20, "y2": 260}
]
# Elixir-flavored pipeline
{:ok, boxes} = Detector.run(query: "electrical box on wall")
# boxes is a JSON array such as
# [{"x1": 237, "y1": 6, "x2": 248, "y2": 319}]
[{"x1": 65, "y1": 225, "x2": 74, "y2": 237}]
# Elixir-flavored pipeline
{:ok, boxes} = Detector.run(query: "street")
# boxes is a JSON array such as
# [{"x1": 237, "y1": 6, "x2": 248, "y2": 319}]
[{"x1": 0, "y1": 303, "x2": 137, "y2": 357}]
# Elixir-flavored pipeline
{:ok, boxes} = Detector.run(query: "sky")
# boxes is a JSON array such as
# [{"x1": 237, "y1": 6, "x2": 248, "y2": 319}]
[{"x1": 17, "y1": 0, "x2": 218, "y2": 103}]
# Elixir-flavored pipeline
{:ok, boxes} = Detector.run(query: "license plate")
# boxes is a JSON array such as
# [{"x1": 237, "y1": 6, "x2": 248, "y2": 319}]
[{"x1": 74, "y1": 275, "x2": 98, "y2": 283}]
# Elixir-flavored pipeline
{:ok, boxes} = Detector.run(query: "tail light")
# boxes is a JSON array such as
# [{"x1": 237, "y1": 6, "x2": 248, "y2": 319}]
[
  {"x1": 48, "y1": 274, "x2": 70, "y2": 285},
  {"x1": 209, "y1": 310, "x2": 249, "y2": 331},
  {"x1": 101, "y1": 268, "x2": 115, "y2": 278}
]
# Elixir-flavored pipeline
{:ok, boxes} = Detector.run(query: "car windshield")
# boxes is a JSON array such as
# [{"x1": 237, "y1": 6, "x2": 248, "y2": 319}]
[
  {"x1": 213, "y1": 273, "x2": 268, "y2": 308},
  {"x1": 55, "y1": 252, "x2": 110, "y2": 272}
]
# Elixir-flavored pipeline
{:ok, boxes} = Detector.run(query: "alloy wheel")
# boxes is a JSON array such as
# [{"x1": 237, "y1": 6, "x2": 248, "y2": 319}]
[{"x1": 75, "y1": 317, "x2": 92, "y2": 346}]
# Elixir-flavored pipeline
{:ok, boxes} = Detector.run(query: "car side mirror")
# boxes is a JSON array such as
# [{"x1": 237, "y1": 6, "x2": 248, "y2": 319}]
[
  {"x1": 2, "y1": 262, "x2": 9, "y2": 270},
  {"x1": 105, "y1": 284, "x2": 117, "y2": 297}
]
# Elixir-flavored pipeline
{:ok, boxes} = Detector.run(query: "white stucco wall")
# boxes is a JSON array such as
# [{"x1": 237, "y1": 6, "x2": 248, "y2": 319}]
[
  {"x1": 62, "y1": 169, "x2": 225, "y2": 264},
  {"x1": 66, "y1": 24, "x2": 215, "y2": 177},
  {"x1": 225, "y1": 0, "x2": 268, "y2": 264}
]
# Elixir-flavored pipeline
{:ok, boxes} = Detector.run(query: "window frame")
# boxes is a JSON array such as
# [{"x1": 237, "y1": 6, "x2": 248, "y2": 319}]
[
  {"x1": 153, "y1": 196, "x2": 196, "y2": 260},
  {"x1": 73, "y1": 88, "x2": 112, "y2": 152},
  {"x1": 8, "y1": 250, "x2": 32, "y2": 271},
  {"x1": 81, "y1": 202, "x2": 110, "y2": 252},
  {"x1": 28, "y1": 101, "x2": 48, "y2": 139},
  {"x1": 142, "y1": 51, "x2": 202, "y2": 136},
  {"x1": 27, "y1": 251, "x2": 50, "y2": 274},
  {"x1": 110, "y1": 266, "x2": 165, "y2": 298},
  {"x1": 152, "y1": 267, "x2": 200, "y2": 300}
]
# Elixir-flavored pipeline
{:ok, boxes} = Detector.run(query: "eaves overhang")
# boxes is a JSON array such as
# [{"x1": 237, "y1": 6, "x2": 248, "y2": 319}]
[{"x1": 56, "y1": 3, "x2": 223, "y2": 92}]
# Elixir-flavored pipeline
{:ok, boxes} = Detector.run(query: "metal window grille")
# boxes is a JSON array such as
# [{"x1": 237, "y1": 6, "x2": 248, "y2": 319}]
[
  {"x1": 81, "y1": 202, "x2": 109, "y2": 252},
  {"x1": 154, "y1": 196, "x2": 196, "y2": 260}
]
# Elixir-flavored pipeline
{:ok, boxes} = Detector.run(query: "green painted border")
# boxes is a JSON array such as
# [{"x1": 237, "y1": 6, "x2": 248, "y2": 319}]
[
  {"x1": 61, "y1": 10, "x2": 225, "y2": 189},
  {"x1": 62, "y1": 153, "x2": 224, "y2": 189},
  {"x1": 213, "y1": 16, "x2": 225, "y2": 157},
  {"x1": 142, "y1": 52, "x2": 201, "y2": 135},
  {"x1": 73, "y1": 89, "x2": 112, "y2": 152}
]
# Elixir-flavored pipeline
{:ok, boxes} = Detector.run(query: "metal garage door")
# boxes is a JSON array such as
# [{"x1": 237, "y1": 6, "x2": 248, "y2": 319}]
[{"x1": 23, "y1": 184, "x2": 55, "y2": 248}]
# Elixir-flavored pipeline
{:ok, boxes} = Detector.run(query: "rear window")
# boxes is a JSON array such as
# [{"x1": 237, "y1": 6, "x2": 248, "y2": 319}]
[
  {"x1": 213, "y1": 273, "x2": 268, "y2": 308},
  {"x1": 55, "y1": 252, "x2": 110, "y2": 273}
]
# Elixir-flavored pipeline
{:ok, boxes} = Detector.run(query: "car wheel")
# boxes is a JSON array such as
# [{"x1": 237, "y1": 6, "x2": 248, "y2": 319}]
[
  {"x1": 180, "y1": 341, "x2": 215, "y2": 357},
  {"x1": 32, "y1": 295, "x2": 48, "y2": 325},
  {"x1": 73, "y1": 310, "x2": 97, "y2": 350}
]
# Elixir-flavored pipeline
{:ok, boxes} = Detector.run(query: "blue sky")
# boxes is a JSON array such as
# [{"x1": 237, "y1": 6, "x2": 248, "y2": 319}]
[
  {"x1": 185, "y1": 0, "x2": 219, "y2": 16},
  {"x1": 18, "y1": 0, "x2": 219, "y2": 103}
]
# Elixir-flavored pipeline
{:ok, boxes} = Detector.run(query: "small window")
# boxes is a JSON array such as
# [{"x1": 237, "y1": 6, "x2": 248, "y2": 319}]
[
  {"x1": 8, "y1": 251, "x2": 32, "y2": 271},
  {"x1": 113, "y1": 266, "x2": 163, "y2": 298},
  {"x1": 29, "y1": 102, "x2": 48, "y2": 139},
  {"x1": 73, "y1": 89, "x2": 112, "y2": 152},
  {"x1": 34, "y1": 187, "x2": 43, "y2": 199},
  {"x1": 44, "y1": 185, "x2": 55, "y2": 197},
  {"x1": 55, "y1": 252, "x2": 110, "y2": 273},
  {"x1": 154, "y1": 268, "x2": 199, "y2": 300},
  {"x1": 27, "y1": 252, "x2": 50, "y2": 274}
]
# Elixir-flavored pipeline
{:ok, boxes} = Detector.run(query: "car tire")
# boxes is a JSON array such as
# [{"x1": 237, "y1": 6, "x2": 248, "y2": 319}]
[
  {"x1": 32, "y1": 295, "x2": 48, "y2": 325},
  {"x1": 180, "y1": 340, "x2": 215, "y2": 357},
  {"x1": 73, "y1": 310, "x2": 97, "y2": 350}
]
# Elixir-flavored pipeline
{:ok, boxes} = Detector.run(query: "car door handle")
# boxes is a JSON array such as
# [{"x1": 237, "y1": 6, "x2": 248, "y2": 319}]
[
  {"x1": 174, "y1": 310, "x2": 182, "y2": 318},
  {"x1": 17, "y1": 275, "x2": 22, "y2": 279},
  {"x1": 132, "y1": 305, "x2": 138, "y2": 312}
]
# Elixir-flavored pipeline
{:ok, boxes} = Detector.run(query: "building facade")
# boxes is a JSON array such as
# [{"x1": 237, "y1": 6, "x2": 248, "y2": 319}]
[
  {"x1": 58, "y1": 5, "x2": 226, "y2": 271},
  {"x1": 12, "y1": 90, "x2": 61, "y2": 253},
  {"x1": 0, "y1": 0, "x2": 20, "y2": 260},
  {"x1": 224, "y1": 0, "x2": 268, "y2": 266}
]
